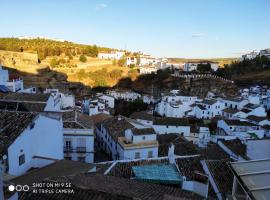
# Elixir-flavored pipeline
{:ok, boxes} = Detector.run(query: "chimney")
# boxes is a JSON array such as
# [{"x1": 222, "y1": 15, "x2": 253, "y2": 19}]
[{"x1": 168, "y1": 143, "x2": 175, "y2": 164}]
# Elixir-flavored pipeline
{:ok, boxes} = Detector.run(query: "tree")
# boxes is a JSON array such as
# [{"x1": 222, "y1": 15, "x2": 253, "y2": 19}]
[
  {"x1": 79, "y1": 55, "x2": 87, "y2": 62},
  {"x1": 197, "y1": 63, "x2": 212, "y2": 72},
  {"x1": 50, "y1": 58, "x2": 59, "y2": 68},
  {"x1": 118, "y1": 56, "x2": 126, "y2": 67}
]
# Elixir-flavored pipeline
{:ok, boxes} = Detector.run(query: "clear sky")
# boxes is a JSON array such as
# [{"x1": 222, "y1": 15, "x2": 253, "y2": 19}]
[{"x1": 1, "y1": 0, "x2": 270, "y2": 58}]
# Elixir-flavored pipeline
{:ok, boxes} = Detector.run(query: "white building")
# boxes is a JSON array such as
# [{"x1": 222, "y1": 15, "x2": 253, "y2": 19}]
[
  {"x1": 126, "y1": 56, "x2": 137, "y2": 66},
  {"x1": 183, "y1": 61, "x2": 219, "y2": 72},
  {"x1": 152, "y1": 117, "x2": 190, "y2": 136},
  {"x1": 240, "y1": 51, "x2": 258, "y2": 61},
  {"x1": 62, "y1": 111, "x2": 94, "y2": 163},
  {"x1": 0, "y1": 64, "x2": 36, "y2": 93},
  {"x1": 96, "y1": 115, "x2": 158, "y2": 160},
  {"x1": 155, "y1": 93, "x2": 197, "y2": 118},
  {"x1": 0, "y1": 111, "x2": 63, "y2": 176},
  {"x1": 98, "y1": 51, "x2": 125, "y2": 60},
  {"x1": 193, "y1": 99, "x2": 225, "y2": 119},
  {"x1": 107, "y1": 90, "x2": 141, "y2": 101},
  {"x1": 259, "y1": 48, "x2": 270, "y2": 59},
  {"x1": 139, "y1": 55, "x2": 155, "y2": 66},
  {"x1": 44, "y1": 88, "x2": 75, "y2": 109},
  {"x1": 82, "y1": 93, "x2": 114, "y2": 116},
  {"x1": 217, "y1": 119, "x2": 264, "y2": 139},
  {"x1": 220, "y1": 97, "x2": 248, "y2": 110},
  {"x1": 139, "y1": 66, "x2": 158, "y2": 74}
]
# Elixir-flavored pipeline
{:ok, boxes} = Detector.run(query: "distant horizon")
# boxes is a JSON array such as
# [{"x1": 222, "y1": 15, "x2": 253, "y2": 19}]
[{"x1": 1, "y1": 0, "x2": 269, "y2": 58}]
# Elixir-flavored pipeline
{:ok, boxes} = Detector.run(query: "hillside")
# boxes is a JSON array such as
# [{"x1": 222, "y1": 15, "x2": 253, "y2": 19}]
[
  {"x1": 0, "y1": 37, "x2": 115, "y2": 61},
  {"x1": 168, "y1": 57, "x2": 238, "y2": 67}
]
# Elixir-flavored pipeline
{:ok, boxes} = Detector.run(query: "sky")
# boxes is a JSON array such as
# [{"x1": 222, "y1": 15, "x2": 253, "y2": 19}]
[{"x1": 1, "y1": 0, "x2": 270, "y2": 58}]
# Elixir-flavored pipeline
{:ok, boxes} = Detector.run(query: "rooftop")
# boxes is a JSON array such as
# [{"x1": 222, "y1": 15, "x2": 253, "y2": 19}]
[
  {"x1": 153, "y1": 117, "x2": 189, "y2": 126},
  {"x1": 132, "y1": 164, "x2": 182, "y2": 185},
  {"x1": 11, "y1": 160, "x2": 96, "y2": 186},
  {"x1": 0, "y1": 93, "x2": 51, "y2": 103},
  {"x1": 246, "y1": 115, "x2": 268, "y2": 122},
  {"x1": 224, "y1": 119, "x2": 257, "y2": 126},
  {"x1": 222, "y1": 108, "x2": 239, "y2": 114},
  {"x1": 118, "y1": 137, "x2": 158, "y2": 149},
  {"x1": 62, "y1": 110, "x2": 94, "y2": 129},
  {"x1": 201, "y1": 99, "x2": 217, "y2": 105},
  {"x1": 230, "y1": 159, "x2": 270, "y2": 200},
  {"x1": 221, "y1": 139, "x2": 247, "y2": 159},
  {"x1": 130, "y1": 111, "x2": 153, "y2": 121},
  {"x1": 0, "y1": 101, "x2": 46, "y2": 112},
  {"x1": 0, "y1": 111, "x2": 37, "y2": 155},
  {"x1": 132, "y1": 127, "x2": 156, "y2": 135}
]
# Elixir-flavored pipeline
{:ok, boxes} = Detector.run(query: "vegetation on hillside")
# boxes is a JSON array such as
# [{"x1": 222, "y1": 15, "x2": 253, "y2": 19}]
[
  {"x1": 214, "y1": 56, "x2": 270, "y2": 79},
  {"x1": 0, "y1": 37, "x2": 113, "y2": 61}
]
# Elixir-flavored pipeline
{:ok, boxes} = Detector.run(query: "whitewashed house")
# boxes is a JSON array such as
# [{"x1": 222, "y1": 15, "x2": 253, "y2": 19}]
[
  {"x1": 183, "y1": 61, "x2": 219, "y2": 72},
  {"x1": 217, "y1": 119, "x2": 264, "y2": 139},
  {"x1": 44, "y1": 88, "x2": 75, "y2": 109},
  {"x1": 259, "y1": 48, "x2": 270, "y2": 59},
  {"x1": 139, "y1": 54, "x2": 155, "y2": 66},
  {"x1": 246, "y1": 115, "x2": 270, "y2": 126},
  {"x1": 220, "y1": 97, "x2": 248, "y2": 110},
  {"x1": 0, "y1": 111, "x2": 63, "y2": 176},
  {"x1": 152, "y1": 117, "x2": 190, "y2": 136},
  {"x1": 0, "y1": 64, "x2": 36, "y2": 93},
  {"x1": 155, "y1": 93, "x2": 197, "y2": 118},
  {"x1": 96, "y1": 115, "x2": 158, "y2": 160},
  {"x1": 107, "y1": 90, "x2": 141, "y2": 101},
  {"x1": 98, "y1": 51, "x2": 125, "y2": 60},
  {"x1": 139, "y1": 66, "x2": 158, "y2": 74},
  {"x1": 193, "y1": 99, "x2": 225, "y2": 119},
  {"x1": 239, "y1": 103, "x2": 267, "y2": 118},
  {"x1": 126, "y1": 56, "x2": 137, "y2": 66},
  {"x1": 62, "y1": 111, "x2": 94, "y2": 163},
  {"x1": 82, "y1": 93, "x2": 114, "y2": 116}
]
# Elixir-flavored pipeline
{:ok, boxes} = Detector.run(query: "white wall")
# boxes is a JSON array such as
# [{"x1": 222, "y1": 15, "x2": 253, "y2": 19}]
[
  {"x1": 7, "y1": 114, "x2": 63, "y2": 176},
  {"x1": 153, "y1": 125, "x2": 190, "y2": 136},
  {"x1": 246, "y1": 139, "x2": 270, "y2": 159},
  {"x1": 117, "y1": 145, "x2": 158, "y2": 160}
]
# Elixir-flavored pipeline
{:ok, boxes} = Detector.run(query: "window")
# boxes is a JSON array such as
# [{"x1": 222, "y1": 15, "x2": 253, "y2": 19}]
[
  {"x1": 148, "y1": 151, "x2": 153, "y2": 158},
  {"x1": 65, "y1": 140, "x2": 72, "y2": 149},
  {"x1": 78, "y1": 157, "x2": 85, "y2": 162},
  {"x1": 135, "y1": 152, "x2": 140, "y2": 159},
  {"x1": 142, "y1": 136, "x2": 146, "y2": 140},
  {"x1": 64, "y1": 156, "x2": 71, "y2": 160},
  {"x1": 19, "y1": 154, "x2": 25, "y2": 166}
]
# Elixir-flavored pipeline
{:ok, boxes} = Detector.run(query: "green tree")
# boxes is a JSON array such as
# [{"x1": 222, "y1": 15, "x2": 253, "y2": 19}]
[
  {"x1": 197, "y1": 63, "x2": 212, "y2": 72},
  {"x1": 79, "y1": 55, "x2": 87, "y2": 62}
]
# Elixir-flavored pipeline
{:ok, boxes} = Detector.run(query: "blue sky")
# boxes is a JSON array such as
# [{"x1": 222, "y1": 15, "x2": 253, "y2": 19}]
[{"x1": 1, "y1": 0, "x2": 270, "y2": 58}]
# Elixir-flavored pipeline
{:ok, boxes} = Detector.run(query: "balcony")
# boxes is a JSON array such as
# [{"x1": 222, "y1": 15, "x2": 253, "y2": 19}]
[
  {"x1": 76, "y1": 147, "x2": 87, "y2": 153},
  {"x1": 64, "y1": 147, "x2": 73, "y2": 153}
]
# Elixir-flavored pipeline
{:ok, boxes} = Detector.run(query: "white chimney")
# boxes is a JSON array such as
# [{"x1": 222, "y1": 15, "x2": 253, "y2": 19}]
[{"x1": 168, "y1": 143, "x2": 175, "y2": 164}]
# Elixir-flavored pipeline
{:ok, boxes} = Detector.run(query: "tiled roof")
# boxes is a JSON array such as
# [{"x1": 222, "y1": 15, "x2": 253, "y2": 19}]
[
  {"x1": 11, "y1": 160, "x2": 96, "y2": 186},
  {"x1": 130, "y1": 111, "x2": 153, "y2": 121},
  {"x1": 132, "y1": 127, "x2": 156, "y2": 135},
  {"x1": 221, "y1": 139, "x2": 247, "y2": 158},
  {"x1": 196, "y1": 104, "x2": 207, "y2": 110},
  {"x1": 0, "y1": 101, "x2": 46, "y2": 112},
  {"x1": 59, "y1": 173, "x2": 203, "y2": 200},
  {"x1": 158, "y1": 134, "x2": 199, "y2": 157},
  {"x1": 246, "y1": 115, "x2": 268, "y2": 122},
  {"x1": 205, "y1": 160, "x2": 234, "y2": 199},
  {"x1": 62, "y1": 110, "x2": 94, "y2": 129},
  {"x1": 0, "y1": 93, "x2": 51, "y2": 102},
  {"x1": 63, "y1": 121, "x2": 84, "y2": 129},
  {"x1": 89, "y1": 113, "x2": 113, "y2": 125},
  {"x1": 224, "y1": 119, "x2": 256, "y2": 126},
  {"x1": 199, "y1": 142, "x2": 230, "y2": 160},
  {"x1": 0, "y1": 111, "x2": 37, "y2": 155},
  {"x1": 102, "y1": 115, "x2": 134, "y2": 140},
  {"x1": 244, "y1": 103, "x2": 260, "y2": 110},
  {"x1": 153, "y1": 117, "x2": 189, "y2": 126},
  {"x1": 201, "y1": 99, "x2": 217, "y2": 105}
]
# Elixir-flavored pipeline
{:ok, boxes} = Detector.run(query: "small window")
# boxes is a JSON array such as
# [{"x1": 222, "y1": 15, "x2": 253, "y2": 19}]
[
  {"x1": 142, "y1": 136, "x2": 146, "y2": 140},
  {"x1": 64, "y1": 156, "x2": 71, "y2": 160},
  {"x1": 135, "y1": 152, "x2": 140, "y2": 159},
  {"x1": 19, "y1": 154, "x2": 25, "y2": 166},
  {"x1": 148, "y1": 151, "x2": 153, "y2": 158}
]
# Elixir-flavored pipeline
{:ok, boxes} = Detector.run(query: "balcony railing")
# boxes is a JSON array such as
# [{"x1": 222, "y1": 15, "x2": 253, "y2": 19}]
[
  {"x1": 64, "y1": 147, "x2": 87, "y2": 153},
  {"x1": 76, "y1": 147, "x2": 86, "y2": 153}
]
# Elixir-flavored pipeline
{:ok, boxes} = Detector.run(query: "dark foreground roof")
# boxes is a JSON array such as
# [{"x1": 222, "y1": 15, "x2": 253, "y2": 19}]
[
  {"x1": 0, "y1": 93, "x2": 51, "y2": 102},
  {"x1": 0, "y1": 101, "x2": 46, "y2": 112},
  {"x1": 153, "y1": 117, "x2": 189, "y2": 126},
  {"x1": 48, "y1": 173, "x2": 203, "y2": 200},
  {"x1": 0, "y1": 111, "x2": 37, "y2": 155},
  {"x1": 130, "y1": 111, "x2": 153, "y2": 121},
  {"x1": 11, "y1": 160, "x2": 96, "y2": 186}
]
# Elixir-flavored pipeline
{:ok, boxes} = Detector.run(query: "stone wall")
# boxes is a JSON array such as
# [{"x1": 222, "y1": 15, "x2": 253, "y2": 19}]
[{"x1": 0, "y1": 50, "x2": 38, "y2": 66}]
